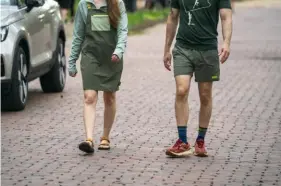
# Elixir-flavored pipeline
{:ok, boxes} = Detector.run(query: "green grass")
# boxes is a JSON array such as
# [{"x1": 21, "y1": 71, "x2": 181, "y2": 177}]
[
  {"x1": 74, "y1": 0, "x2": 79, "y2": 13},
  {"x1": 127, "y1": 9, "x2": 169, "y2": 30}
]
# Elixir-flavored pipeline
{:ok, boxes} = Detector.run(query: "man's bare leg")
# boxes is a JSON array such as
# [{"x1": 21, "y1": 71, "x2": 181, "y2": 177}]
[
  {"x1": 194, "y1": 82, "x2": 213, "y2": 157},
  {"x1": 175, "y1": 75, "x2": 192, "y2": 129},
  {"x1": 166, "y1": 75, "x2": 192, "y2": 157},
  {"x1": 198, "y1": 82, "x2": 213, "y2": 130}
]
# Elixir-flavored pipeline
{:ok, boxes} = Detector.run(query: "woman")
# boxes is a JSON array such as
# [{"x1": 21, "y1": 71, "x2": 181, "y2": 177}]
[{"x1": 68, "y1": 0, "x2": 128, "y2": 153}]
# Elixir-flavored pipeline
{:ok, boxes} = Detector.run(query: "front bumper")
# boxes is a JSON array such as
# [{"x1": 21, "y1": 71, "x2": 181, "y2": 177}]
[
  {"x1": 1, "y1": 33, "x2": 16, "y2": 83},
  {"x1": 1, "y1": 39, "x2": 14, "y2": 96}
]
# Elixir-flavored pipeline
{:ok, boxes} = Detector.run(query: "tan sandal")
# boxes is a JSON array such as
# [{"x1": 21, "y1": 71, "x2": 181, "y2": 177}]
[
  {"x1": 98, "y1": 137, "x2": 110, "y2": 150},
  {"x1": 79, "y1": 138, "x2": 94, "y2": 153}
]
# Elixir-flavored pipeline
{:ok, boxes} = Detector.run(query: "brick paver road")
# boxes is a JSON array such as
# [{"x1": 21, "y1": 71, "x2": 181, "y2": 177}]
[{"x1": 2, "y1": 4, "x2": 281, "y2": 186}]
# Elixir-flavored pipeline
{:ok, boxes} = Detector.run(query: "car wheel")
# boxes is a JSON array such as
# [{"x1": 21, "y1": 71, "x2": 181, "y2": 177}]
[
  {"x1": 40, "y1": 38, "x2": 66, "y2": 93},
  {"x1": 1, "y1": 47, "x2": 28, "y2": 111}
]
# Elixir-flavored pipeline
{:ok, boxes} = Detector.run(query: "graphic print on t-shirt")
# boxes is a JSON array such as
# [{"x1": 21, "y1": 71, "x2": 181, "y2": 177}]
[{"x1": 182, "y1": 0, "x2": 212, "y2": 26}]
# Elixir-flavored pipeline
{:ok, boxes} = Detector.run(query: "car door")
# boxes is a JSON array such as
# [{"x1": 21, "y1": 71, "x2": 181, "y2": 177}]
[
  {"x1": 38, "y1": 0, "x2": 54, "y2": 63},
  {"x1": 17, "y1": 0, "x2": 46, "y2": 68}
]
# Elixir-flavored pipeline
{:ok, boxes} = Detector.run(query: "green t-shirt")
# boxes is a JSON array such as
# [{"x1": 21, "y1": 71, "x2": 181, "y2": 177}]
[{"x1": 171, "y1": 0, "x2": 231, "y2": 50}]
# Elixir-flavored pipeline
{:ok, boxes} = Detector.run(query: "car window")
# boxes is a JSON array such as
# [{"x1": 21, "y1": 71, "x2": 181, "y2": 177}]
[{"x1": 0, "y1": 0, "x2": 11, "y2": 5}]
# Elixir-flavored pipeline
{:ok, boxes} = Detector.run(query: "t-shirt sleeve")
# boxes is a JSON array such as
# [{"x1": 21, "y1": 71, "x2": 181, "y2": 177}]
[
  {"x1": 219, "y1": 0, "x2": 231, "y2": 9},
  {"x1": 170, "y1": 0, "x2": 180, "y2": 9}
]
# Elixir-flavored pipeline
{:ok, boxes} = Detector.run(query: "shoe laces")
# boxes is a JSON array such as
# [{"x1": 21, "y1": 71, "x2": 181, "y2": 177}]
[
  {"x1": 196, "y1": 140, "x2": 204, "y2": 148},
  {"x1": 173, "y1": 139, "x2": 183, "y2": 148}
]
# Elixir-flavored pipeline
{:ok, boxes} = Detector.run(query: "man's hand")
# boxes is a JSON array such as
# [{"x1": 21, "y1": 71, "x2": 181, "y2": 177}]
[
  {"x1": 111, "y1": 54, "x2": 120, "y2": 62},
  {"x1": 219, "y1": 42, "x2": 230, "y2": 63},
  {"x1": 163, "y1": 52, "x2": 172, "y2": 71}
]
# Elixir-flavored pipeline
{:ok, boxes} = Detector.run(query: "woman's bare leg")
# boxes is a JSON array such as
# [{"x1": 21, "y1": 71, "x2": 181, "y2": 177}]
[
  {"x1": 83, "y1": 90, "x2": 98, "y2": 140},
  {"x1": 102, "y1": 92, "x2": 116, "y2": 138}
]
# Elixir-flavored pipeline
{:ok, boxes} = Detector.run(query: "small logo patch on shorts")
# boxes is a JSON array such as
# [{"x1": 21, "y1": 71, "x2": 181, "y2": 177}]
[{"x1": 212, "y1": 75, "x2": 218, "y2": 79}]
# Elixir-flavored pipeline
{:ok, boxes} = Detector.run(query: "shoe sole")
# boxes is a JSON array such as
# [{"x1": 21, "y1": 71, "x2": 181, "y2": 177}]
[
  {"x1": 166, "y1": 149, "x2": 193, "y2": 157},
  {"x1": 194, "y1": 152, "x2": 208, "y2": 157},
  {"x1": 98, "y1": 145, "x2": 110, "y2": 150},
  {"x1": 79, "y1": 142, "x2": 94, "y2": 154}
]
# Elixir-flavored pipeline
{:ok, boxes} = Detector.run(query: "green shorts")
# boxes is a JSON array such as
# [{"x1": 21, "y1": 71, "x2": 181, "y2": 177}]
[{"x1": 172, "y1": 44, "x2": 220, "y2": 82}]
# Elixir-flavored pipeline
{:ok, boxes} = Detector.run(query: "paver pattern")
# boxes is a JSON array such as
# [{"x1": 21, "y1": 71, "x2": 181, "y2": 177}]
[{"x1": 2, "y1": 4, "x2": 281, "y2": 186}]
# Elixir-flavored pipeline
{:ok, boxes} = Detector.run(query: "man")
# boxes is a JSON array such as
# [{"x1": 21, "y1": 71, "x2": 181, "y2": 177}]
[{"x1": 163, "y1": 0, "x2": 232, "y2": 157}]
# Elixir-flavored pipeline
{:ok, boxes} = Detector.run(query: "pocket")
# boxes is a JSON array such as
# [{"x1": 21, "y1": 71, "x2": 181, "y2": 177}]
[
  {"x1": 82, "y1": 41, "x2": 114, "y2": 63},
  {"x1": 172, "y1": 45, "x2": 181, "y2": 58},
  {"x1": 199, "y1": 50, "x2": 216, "y2": 65},
  {"x1": 91, "y1": 15, "x2": 110, "y2": 31}
]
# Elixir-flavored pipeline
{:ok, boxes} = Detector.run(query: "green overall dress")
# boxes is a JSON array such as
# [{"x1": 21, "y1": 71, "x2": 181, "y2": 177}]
[{"x1": 80, "y1": 2, "x2": 123, "y2": 92}]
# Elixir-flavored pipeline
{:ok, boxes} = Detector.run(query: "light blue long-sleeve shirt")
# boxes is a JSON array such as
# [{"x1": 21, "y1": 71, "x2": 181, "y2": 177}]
[{"x1": 68, "y1": 0, "x2": 128, "y2": 66}]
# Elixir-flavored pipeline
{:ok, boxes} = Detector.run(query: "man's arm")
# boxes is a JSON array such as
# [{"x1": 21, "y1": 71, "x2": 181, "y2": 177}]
[
  {"x1": 219, "y1": 8, "x2": 232, "y2": 63},
  {"x1": 164, "y1": 8, "x2": 179, "y2": 53},
  {"x1": 220, "y1": 9, "x2": 232, "y2": 46}
]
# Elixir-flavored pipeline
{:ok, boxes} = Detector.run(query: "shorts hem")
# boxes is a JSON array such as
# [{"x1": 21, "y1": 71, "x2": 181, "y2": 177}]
[
  {"x1": 174, "y1": 72, "x2": 193, "y2": 78},
  {"x1": 195, "y1": 79, "x2": 220, "y2": 82}
]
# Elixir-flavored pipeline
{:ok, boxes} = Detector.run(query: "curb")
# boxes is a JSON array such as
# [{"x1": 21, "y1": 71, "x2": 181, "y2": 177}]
[{"x1": 128, "y1": 18, "x2": 167, "y2": 35}]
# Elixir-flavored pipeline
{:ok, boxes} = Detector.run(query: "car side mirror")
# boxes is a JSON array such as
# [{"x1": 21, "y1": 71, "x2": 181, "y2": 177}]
[{"x1": 25, "y1": 0, "x2": 41, "y2": 11}]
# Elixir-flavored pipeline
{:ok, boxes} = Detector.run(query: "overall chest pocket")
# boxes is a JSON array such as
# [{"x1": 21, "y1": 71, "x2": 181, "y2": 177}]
[{"x1": 91, "y1": 15, "x2": 110, "y2": 31}]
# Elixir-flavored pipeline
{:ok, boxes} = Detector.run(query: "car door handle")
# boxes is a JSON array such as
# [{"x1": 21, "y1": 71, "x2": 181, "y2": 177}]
[
  {"x1": 38, "y1": 14, "x2": 45, "y2": 20},
  {"x1": 49, "y1": 9, "x2": 55, "y2": 14}
]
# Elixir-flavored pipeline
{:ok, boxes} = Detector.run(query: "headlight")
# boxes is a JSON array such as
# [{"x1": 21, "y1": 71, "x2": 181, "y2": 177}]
[{"x1": 1, "y1": 27, "x2": 9, "y2": 42}]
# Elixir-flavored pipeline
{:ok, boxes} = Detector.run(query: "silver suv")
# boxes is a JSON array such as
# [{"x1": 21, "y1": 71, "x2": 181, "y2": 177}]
[{"x1": 1, "y1": 0, "x2": 66, "y2": 111}]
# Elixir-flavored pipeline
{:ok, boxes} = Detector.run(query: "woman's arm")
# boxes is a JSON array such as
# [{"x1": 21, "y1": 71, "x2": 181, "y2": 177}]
[
  {"x1": 113, "y1": 0, "x2": 128, "y2": 60},
  {"x1": 68, "y1": 1, "x2": 87, "y2": 71}
]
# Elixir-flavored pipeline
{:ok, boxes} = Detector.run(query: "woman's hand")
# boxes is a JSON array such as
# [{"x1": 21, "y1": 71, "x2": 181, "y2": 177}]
[
  {"x1": 68, "y1": 63, "x2": 77, "y2": 77},
  {"x1": 111, "y1": 54, "x2": 120, "y2": 62}
]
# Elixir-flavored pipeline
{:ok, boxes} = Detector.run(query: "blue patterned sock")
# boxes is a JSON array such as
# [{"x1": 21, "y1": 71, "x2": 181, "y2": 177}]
[
  {"x1": 197, "y1": 127, "x2": 208, "y2": 141},
  {"x1": 177, "y1": 126, "x2": 187, "y2": 143}
]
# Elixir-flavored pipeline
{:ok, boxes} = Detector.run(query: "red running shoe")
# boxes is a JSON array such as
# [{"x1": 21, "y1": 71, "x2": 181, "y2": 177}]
[
  {"x1": 194, "y1": 139, "x2": 208, "y2": 157},
  {"x1": 166, "y1": 139, "x2": 192, "y2": 157}
]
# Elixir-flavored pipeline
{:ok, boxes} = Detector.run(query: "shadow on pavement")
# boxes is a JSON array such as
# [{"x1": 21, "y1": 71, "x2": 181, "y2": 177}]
[{"x1": 1, "y1": 88, "x2": 64, "y2": 114}]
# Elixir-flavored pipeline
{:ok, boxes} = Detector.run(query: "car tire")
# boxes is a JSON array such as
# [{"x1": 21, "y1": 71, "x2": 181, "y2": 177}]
[
  {"x1": 1, "y1": 47, "x2": 28, "y2": 111},
  {"x1": 40, "y1": 38, "x2": 66, "y2": 93}
]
